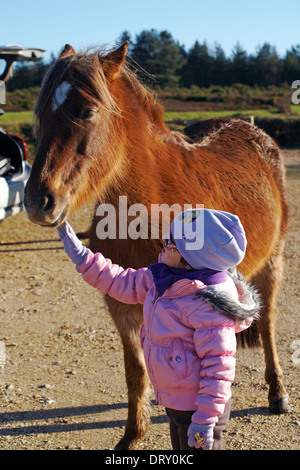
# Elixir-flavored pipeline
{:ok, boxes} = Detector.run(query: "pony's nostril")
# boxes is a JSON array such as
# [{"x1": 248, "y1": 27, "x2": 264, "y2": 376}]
[{"x1": 41, "y1": 192, "x2": 55, "y2": 214}]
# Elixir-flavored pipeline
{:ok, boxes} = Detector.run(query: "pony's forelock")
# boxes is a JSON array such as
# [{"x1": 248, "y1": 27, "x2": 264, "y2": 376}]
[
  {"x1": 33, "y1": 46, "x2": 122, "y2": 136},
  {"x1": 33, "y1": 44, "x2": 167, "y2": 137}
]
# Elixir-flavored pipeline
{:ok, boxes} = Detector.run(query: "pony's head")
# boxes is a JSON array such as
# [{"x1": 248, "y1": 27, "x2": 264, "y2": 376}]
[{"x1": 24, "y1": 42, "x2": 130, "y2": 226}]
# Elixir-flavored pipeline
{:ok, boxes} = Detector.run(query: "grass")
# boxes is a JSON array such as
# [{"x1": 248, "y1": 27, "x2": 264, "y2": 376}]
[
  {"x1": 164, "y1": 107, "x2": 300, "y2": 123},
  {"x1": 291, "y1": 105, "x2": 300, "y2": 115},
  {"x1": 0, "y1": 111, "x2": 34, "y2": 125},
  {"x1": 286, "y1": 165, "x2": 300, "y2": 179},
  {"x1": 1, "y1": 107, "x2": 300, "y2": 127},
  {"x1": 1, "y1": 109, "x2": 300, "y2": 161}
]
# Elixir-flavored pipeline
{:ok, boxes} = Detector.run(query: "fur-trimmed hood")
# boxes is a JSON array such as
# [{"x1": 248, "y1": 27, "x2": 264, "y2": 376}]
[{"x1": 194, "y1": 269, "x2": 261, "y2": 323}]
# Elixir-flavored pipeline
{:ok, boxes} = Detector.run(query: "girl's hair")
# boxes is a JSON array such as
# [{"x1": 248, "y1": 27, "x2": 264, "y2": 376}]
[
  {"x1": 181, "y1": 258, "x2": 192, "y2": 270},
  {"x1": 168, "y1": 233, "x2": 193, "y2": 270}
]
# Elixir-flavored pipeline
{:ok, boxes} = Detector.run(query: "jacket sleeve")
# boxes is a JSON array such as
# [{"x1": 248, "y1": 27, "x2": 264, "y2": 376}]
[
  {"x1": 76, "y1": 252, "x2": 152, "y2": 304},
  {"x1": 187, "y1": 307, "x2": 237, "y2": 425}
]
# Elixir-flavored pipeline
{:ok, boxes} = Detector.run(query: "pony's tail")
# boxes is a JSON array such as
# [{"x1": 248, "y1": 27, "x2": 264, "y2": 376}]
[{"x1": 236, "y1": 321, "x2": 261, "y2": 349}]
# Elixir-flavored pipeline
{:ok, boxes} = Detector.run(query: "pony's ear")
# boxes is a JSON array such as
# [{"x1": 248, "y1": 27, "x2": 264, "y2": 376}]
[
  {"x1": 59, "y1": 44, "x2": 76, "y2": 59},
  {"x1": 102, "y1": 41, "x2": 129, "y2": 80}
]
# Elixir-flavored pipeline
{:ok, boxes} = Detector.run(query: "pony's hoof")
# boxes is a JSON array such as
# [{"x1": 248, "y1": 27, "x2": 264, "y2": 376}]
[
  {"x1": 115, "y1": 435, "x2": 140, "y2": 450},
  {"x1": 269, "y1": 396, "x2": 290, "y2": 414}
]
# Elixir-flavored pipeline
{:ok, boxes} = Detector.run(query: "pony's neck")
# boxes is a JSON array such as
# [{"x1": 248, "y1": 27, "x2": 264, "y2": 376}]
[
  {"x1": 121, "y1": 72, "x2": 170, "y2": 134},
  {"x1": 103, "y1": 75, "x2": 193, "y2": 207}
]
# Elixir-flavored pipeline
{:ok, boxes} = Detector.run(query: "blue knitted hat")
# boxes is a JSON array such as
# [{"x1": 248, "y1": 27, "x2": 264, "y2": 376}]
[{"x1": 170, "y1": 208, "x2": 247, "y2": 271}]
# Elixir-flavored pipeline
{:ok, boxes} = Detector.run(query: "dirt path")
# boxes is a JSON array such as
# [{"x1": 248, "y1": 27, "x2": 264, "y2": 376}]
[{"x1": 0, "y1": 150, "x2": 299, "y2": 450}]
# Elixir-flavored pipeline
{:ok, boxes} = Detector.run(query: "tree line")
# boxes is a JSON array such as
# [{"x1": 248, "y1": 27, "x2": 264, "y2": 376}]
[{"x1": 5, "y1": 29, "x2": 300, "y2": 91}]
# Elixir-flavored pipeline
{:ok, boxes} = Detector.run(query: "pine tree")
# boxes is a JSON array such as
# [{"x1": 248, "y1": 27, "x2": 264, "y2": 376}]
[
  {"x1": 229, "y1": 43, "x2": 250, "y2": 84},
  {"x1": 180, "y1": 41, "x2": 214, "y2": 87},
  {"x1": 251, "y1": 43, "x2": 281, "y2": 86},
  {"x1": 132, "y1": 29, "x2": 186, "y2": 88},
  {"x1": 282, "y1": 45, "x2": 300, "y2": 84}
]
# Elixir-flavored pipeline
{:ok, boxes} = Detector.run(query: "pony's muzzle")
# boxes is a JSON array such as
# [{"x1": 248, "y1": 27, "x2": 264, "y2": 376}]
[{"x1": 24, "y1": 186, "x2": 69, "y2": 227}]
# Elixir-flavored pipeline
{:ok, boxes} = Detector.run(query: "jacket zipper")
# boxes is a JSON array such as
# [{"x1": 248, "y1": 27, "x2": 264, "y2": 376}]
[
  {"x1": 147, "y1": 289, "x2": 160, "y2": 379},
  {"x1": 147, "y1": 282, "x2": 200, "y2": 386}
]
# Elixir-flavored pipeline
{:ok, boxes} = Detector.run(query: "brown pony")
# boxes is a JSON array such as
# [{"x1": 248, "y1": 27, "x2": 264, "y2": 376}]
[{"x1": 24, "y1": 42, "x2": 290, "y2": 449}]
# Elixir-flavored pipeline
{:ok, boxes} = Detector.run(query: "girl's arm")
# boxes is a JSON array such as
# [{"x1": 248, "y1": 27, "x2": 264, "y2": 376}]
[{"x1": 57, "y1": 222, "x2": 152, "y2": 304}]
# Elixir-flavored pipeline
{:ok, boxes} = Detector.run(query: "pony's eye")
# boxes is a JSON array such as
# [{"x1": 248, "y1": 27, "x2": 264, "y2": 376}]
[{"x1": 80, "y1": 108, "x2": 97, "y2": 120}]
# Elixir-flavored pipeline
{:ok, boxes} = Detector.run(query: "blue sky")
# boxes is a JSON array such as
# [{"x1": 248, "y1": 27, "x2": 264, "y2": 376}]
[{"x1": 1, "y1": 0, "x2": 299, "y2": 61}]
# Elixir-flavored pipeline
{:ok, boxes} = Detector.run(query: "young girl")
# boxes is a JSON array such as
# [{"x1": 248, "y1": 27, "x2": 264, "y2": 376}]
[{"x1": 57, "y1": 208, "x2": 260, "y2": 450}]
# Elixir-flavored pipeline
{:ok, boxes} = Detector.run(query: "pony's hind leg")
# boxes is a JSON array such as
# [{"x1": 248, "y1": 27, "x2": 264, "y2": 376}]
[
  {"x1": 252, "y1": 250, "x2": 290, "y2": 413},
  {"x1": 105, "y1": 297, "x2": 151, "y2": 450}
]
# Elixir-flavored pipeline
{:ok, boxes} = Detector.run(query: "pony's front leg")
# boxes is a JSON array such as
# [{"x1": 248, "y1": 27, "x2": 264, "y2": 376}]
[{"x1": 105, "y1": 296, "x2": 151, "y2": 450}]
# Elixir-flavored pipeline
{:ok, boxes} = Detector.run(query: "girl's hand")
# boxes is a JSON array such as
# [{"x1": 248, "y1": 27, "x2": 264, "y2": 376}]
[
  {"x1": 57, "y1": 221, "x2": 92, "y2": 265},
  {"x1": 187, "y1": 422, "x2": 215, "y2": 450}
]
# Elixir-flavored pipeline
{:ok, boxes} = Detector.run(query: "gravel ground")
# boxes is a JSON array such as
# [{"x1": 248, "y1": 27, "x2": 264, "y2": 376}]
[{"x1": 0, "y1": 150, "x2": 299, "y2": 451}]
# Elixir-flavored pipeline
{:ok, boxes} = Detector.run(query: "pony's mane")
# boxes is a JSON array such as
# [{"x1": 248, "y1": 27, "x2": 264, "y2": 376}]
[
  {"x1": 34, "y1": 46, "x2": 166, "y2": 134},
  {"x1": 120, "y1": 62, "x2": 167, "y2": 130}
]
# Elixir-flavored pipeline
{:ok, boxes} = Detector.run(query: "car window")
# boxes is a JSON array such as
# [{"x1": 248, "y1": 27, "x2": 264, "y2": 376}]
[{"x1": 0, "y1": 59, "x2": 5, "y2": 76}]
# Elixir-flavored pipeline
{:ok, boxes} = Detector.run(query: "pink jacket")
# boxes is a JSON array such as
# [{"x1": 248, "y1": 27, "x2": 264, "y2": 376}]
[{"x1": 77, "y1": 252, "x2": 259, "y2": 425}]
